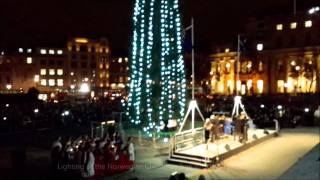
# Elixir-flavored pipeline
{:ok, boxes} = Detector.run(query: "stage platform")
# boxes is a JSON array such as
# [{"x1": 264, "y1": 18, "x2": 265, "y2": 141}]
[{"x1": 168, "y1": 128, "x2": 277, "y2": 168}]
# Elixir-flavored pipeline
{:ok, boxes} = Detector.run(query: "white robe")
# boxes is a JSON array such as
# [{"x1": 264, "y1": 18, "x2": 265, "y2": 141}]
[
  {"x1": 85, "y1": 152, "x2": 95, "y2": 177},
  {"x1": 129, "y1": 143, "x2": 135, "y2": 161}
]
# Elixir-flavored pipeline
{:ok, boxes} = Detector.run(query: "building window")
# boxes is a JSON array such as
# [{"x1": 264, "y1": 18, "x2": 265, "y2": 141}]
[
  {"x1": 26, "y1": 57, "x2": 32, "y2": 64},
  {"x1": 119, "y1": 77, "x2": 124, "y2": 83},
  {"x1": 40, "y1": 49, "x2": 47, "y2": 54},
  {"x1": 277, "y1": 80, "x2": 285, "y2": 93},
  {"x1": 49, "y1": 69, "x2": 55, "y2": 75},
  {"x1": 57, "y1": 69, "x2": 63, "y2": 75},
  {"x1": 48, "y1": 79, "x2": 55, "y2": 86},
  {"x1": 305, "y1": 20, "x2": 312, "y2": 28},
  {"x1": 57, "y1": 50, "x2": 63, "y2": 54},
  {"x1": 49, "y1": 49, "x2": 55, "y2": 54},
  {"x1": 40, "y1": 79, "x2": 47, "y2": 86},
  {"x1": 276, "y1": 24, "x2": 283, "y2": 30},
  {"x1": 290, "y1": 22, "x2": 297, "y2": 29},
  {"x1": 99, "y1": 63, "x2": 103, "y2": 69},
  {"x1": 57, "y1": 79, "x2": 63, "y2": 86},
  {"x1": 225, "y1": 62, "x2": 231, "y2": 73},
  {"x1": 258, "y1": 61, "x2": 263, "y2": 72},
  {"x1": 34, "y1": 75, "x2": 39, "y2": 82},
  {"x1": 40, "y1": 69, "x2": 46, "y2": 75},
  {"x1": 257, "y1": 80, "x2": 264, "y2": 94},
  {"x1": 247, "y1": 80, "x2": 253, "y2": 94}
]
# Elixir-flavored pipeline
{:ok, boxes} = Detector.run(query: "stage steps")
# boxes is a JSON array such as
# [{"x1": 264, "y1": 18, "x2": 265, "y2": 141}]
[{"x1": 167, "y1": 151, "x2": 214, "y2": 168}]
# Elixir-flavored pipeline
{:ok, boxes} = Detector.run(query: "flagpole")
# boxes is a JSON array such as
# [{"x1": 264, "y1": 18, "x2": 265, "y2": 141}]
[
  {"x1": 236, "y1": 34, "x2": 240, "y2": 96},
  {"x1": 191, "y1": 18, "x2": 195, "y2": 100}
]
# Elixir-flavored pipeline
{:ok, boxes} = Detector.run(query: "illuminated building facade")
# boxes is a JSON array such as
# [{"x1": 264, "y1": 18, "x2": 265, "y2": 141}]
[
  {"x1": 109, "y1": 57, "x2": 129, "y2": 91},
  {"x1": 0, "y1": 37, "x2": 110, "y2": 96},
  {"x1": 210, "y1": 9, "x2": 320, "y2": 95},
  {"x1": 67, "y1": 38, "x2": 110, "y2": 94}
]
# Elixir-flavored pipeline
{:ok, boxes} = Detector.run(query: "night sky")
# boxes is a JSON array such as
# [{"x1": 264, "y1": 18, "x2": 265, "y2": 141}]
[{"x1": 0, "y1": 0, "x2": 318, "y2": 55}]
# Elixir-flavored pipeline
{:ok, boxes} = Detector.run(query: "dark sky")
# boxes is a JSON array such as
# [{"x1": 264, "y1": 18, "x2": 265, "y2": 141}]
[{"x1": 0, "y1": 0, "x2": 318, "y2": 55}]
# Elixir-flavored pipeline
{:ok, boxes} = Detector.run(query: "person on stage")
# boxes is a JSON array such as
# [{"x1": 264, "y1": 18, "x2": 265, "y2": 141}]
[{"x1": 204, "y1": 118, "x2": 213, "y2": 150}]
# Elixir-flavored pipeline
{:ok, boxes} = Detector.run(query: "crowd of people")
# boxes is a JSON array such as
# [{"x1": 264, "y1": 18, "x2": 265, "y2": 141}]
[
  {"x1": 51, "y1": 132, "x2": 135, "y2": 179},
  {"x1": 0, "y1": 97, "x2": 123, "y2": 133}
]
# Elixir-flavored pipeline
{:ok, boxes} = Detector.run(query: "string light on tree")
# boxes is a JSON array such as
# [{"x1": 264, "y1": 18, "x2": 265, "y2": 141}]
[{"x1": 127, "y1": 0, "x2": 186, "y2": 136}]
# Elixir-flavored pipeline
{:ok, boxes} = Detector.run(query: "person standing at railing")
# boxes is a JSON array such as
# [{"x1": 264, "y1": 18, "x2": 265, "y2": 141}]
[{"x1": 204, "y1": 118, "x2": 213, "y2": 150}]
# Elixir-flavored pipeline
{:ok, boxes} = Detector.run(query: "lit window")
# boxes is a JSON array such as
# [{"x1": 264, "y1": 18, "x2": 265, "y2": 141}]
[
  {"x1": 247, "y1": 80, "x2": 252, "y2": 89},
  {"x1": 125, "y1": 57, "x2": 128, "y2": 62},
  {"x1": 99, "y1": 63, "x2": 103, "y2": 69},
  {"x1": 236, "y1": 80, "x2": 241, "y2": 91},
  {"x1": 49, "y1": 69, "x2": 55, "y2": 75},
  {"x1": 290, "y1": 60, "x2": 296, "y2": 66},
  {"x1": 57, "y1": 79, "x2": 63, "y2": 86},
  {"x1": 27, "y1": 48, "x2": 32, "y2": 53},
  {"x1": 57, "y1": 69, "x2": 63, "y2": 75},
  {"x1": 241, "y1": 84, "x2": 246, "y2": 95},
  {"x1": 257, "y1": 43, "x2": 263, "y2": 51},
  {"x1": 106, "y1": 64, "x2": 109, "y2": 69},
  {"x1": 18, "y1": 48, "x2": 23, "y2": 53},
  {"x1": 106, "y1": 73, "x2": 109, "y2": 78},
  {"x1": 48, "y1": 79, "x2": 55, "y2": 86},
  {"x1": 277, "y1": 80, "x2": 285, "y2": 93},
  {"x1": 40, "y1": 49, "x2": 47, "y2": 54},
  {"x1": 34, "y1": 75, "x2": 39, "y2": 82},
  {"x1": 26, "y1": 57, "x2": 32, "y2": 64},
  {"x1": 57, "y1": 50, "x2": 63, "y2": 55},
  {"x1": 290, "y1": 22, "x2": 297, "y2": 29},
  {"x1": 225, "y1": 62, "x2": 231, "y2": 73},
  {"x1": 257, "y1": 80, "x2": 264, "y2": 94},
  {"x1": 258, "y1": 61, "x2": 263, "y2": 72},
  {"x1": 276, "y1": 24, "x2": 283, "y2": 30},
  {"x1": 225, "y1": 48, "x2": 230, "y2": 53},
  {"x1": 305, "y1": 20, "x2": 312, "y2": 28},
  {"x1": 70, "y1": 72, "x2": 74, "y2": 76},
  {"x1": 40, "y1": 79, "x2": 47, "y2": 86},
  {"x1": 118, "y1": 58, "x2": 123, "y2": 63},
  {"x1": 40, "y1": 69, "x2": 46, "y2": 75},
  {"x1": 49, "y1": 49, "x2": 55, "y2": 54}
]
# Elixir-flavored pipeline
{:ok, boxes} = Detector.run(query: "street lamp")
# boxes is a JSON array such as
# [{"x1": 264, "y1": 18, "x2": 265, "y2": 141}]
[
  {"x1": 79, "y1": 83, "x2": 90, "y2": 93},
  {"x1": 6, "y1": 84, "x2": 12, "y2": 90}
]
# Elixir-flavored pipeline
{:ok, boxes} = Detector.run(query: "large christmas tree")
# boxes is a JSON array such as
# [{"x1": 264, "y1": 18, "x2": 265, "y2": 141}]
[{"x1": 126, "y1": 0, "x2": 186, "y2": 136}]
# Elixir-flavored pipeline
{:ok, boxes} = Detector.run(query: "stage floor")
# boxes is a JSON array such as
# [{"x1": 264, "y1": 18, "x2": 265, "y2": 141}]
[{"x1": 176, "y1": 129, "x2": 276, "y2": 159}]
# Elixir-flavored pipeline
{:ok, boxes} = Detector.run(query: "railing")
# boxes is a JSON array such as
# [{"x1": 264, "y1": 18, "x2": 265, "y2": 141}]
[{"x1": 170, "y1": 127, "x2": 204, "y2": 156}]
